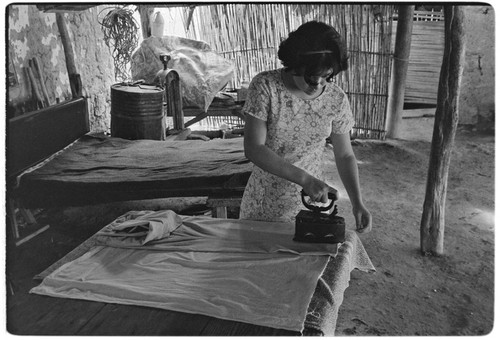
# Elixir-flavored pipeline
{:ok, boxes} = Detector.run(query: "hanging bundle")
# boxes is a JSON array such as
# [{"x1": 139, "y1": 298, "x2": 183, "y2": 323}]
[{"x1": 99, "y1": 6, "x2": 139, "y2": 81}]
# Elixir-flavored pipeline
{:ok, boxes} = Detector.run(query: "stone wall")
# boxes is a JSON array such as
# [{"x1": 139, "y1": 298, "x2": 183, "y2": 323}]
[
  {"x1": 7, "y1": 4, "x2": 115, "y2": 132},
  {"x1": 459, "y1": 5, "x2": 495, "y2": 131}
]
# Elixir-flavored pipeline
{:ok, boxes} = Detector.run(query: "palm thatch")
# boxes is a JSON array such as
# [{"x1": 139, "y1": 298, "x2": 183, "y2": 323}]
[{"x1": 179, "y1": 4, "x2": 394, "y2": 139}]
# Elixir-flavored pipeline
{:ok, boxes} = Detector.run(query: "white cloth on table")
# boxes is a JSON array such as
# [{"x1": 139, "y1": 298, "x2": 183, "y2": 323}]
[{"x1": 30, "y1": 211, "x2": 374, "y2": 333}]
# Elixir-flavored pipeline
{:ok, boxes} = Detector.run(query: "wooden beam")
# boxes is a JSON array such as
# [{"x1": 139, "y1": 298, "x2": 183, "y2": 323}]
[
  {"x1": 56, "y1": 12, "x2": 82, "y2": 98},
  {"x1": 386, "y1": 5, "x2": 414, "y2": 139},
  {"x1": 420, "y1": 6, "x2": 465, "y2": 255},
  {"x1": 185, "y1": 5, "x2": 196, "y2": 32},
  {"x1": 138, "y1": 5, "x2": 154, "y2": 39},
  {"x1": 165, "y1": 69, "x2": 184, "y2": 130}
]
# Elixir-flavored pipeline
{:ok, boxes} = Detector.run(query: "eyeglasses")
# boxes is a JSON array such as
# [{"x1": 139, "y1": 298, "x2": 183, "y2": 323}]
[{"x1": 304, "y1": 70, "x2": 334, "y2": 86}]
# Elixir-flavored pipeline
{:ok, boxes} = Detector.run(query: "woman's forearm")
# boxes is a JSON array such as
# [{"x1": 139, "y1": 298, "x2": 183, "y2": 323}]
[
  {"x1": 335, "y1": 153, "x2": 364, "y2": 208},
  {"x1": 329, "y1": 133, "x2": 365, "y2": 208}
]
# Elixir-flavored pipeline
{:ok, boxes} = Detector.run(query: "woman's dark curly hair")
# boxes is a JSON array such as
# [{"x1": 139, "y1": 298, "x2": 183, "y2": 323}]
[{"x1": 278, "y1": 21, "x2": 348, "y2": 82}]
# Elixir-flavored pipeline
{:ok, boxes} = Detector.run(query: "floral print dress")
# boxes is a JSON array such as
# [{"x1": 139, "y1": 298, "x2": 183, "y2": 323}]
[{"x1": 239, "y1": 69, "x2": 355, "y2": 223}]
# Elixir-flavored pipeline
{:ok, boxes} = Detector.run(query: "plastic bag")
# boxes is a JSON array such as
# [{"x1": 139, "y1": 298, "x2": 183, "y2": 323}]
[{"x1": 131, "y1": 36, "x2": 234, "y2": 112}]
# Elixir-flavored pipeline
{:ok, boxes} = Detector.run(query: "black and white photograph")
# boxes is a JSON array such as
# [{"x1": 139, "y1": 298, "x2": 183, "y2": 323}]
[{"x1": 3, "y1": 2, "x2": 495, "y2": 336}]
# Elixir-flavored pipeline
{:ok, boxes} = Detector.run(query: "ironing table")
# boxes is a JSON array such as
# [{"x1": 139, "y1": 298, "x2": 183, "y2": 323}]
[{"x1": 9, "y1": 211, "x2": 374, "y2": 336}]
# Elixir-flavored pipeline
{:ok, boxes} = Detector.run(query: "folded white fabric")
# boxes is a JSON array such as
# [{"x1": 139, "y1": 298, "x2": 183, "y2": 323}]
[{"x1": 98, "y1": 210, "x2": 182, "y2": 245}]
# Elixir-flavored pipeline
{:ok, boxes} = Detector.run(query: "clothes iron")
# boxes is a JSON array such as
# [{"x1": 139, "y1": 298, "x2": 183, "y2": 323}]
[{"x1": 294, "y1": 190, "x2": 345, "y2": 244}]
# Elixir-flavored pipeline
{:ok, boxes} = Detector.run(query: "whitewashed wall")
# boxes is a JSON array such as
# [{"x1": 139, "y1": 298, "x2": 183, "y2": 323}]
[{"x1": 7, "y1": 4, "x2": 115, "y2": 132}]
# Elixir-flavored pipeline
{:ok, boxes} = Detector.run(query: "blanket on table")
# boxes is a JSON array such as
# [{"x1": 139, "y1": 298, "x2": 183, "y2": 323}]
[{"x1": 17, "y1": 135, "x2": 252, "y2": 207}]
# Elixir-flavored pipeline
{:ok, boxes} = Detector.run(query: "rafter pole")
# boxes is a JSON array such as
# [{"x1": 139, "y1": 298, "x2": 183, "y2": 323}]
[
  {"x1": 138, "y1": 5, "x2": 154, "y2": 39},
  {"x1": 56, "y1": 12, "x2": 82, "y2": 98}
]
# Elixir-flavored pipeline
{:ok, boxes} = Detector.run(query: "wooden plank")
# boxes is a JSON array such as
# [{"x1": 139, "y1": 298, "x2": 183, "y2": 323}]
[
  {"x1": 7, "y1": 293, "x2": 106, "y2": 335},
  {"x1": 180, "y1": 104, "x2": 244, "y2": 128},
  {"x1": 200, "y1": 317, "x2": 299, "y2": 336},
  {"x1": 403, "y1": 108, "x2": 436, "y2": 118},
  {"x1": 14, "y1": 224, "x2": 50, "y2": 247},
  {"x1": 7, "y1": 98, "x2": 89, "y2": 178},
  {"x1": 182, "y1": 104, "x2": 243, "y2": 117},
  {"x1": 20, "y1": 181, "x2": 246, "y2": 208},
  {"x1": 77, "y1": 304, "x2": 211, "y2": 335}
]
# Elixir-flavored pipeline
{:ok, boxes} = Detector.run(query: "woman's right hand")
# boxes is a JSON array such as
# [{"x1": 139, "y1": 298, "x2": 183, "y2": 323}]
[{"x1": 302, "y1": 175, "x2": 338, "y2": 203}]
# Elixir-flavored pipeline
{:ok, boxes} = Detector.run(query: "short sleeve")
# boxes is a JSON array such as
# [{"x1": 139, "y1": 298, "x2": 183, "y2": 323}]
[
  {"x1": 242, "y1": 73, "x2": 271, "y2": 121},
  {"x1": 330, "y1": 92, "x2": 355, "y2": 135}
]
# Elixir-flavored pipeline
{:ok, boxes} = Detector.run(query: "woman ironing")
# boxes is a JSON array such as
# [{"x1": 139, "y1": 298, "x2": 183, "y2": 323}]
[{"x1": 239, "y1": 21, "x2": 372, "y2": 234}]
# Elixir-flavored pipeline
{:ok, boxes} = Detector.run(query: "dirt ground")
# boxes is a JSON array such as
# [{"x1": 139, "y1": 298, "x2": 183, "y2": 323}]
[
  {"x1": 7, "y1": 115, "x2": 495, "y2": 336},
  {"x1": 332, "y1": 117, "x2": 495, "y2": 336}
]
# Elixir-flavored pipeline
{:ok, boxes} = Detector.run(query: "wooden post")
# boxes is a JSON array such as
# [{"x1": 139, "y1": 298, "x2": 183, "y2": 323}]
[
  {"x1": 138, "y1": 5, "x2": 154, "y2": 39},
  {"x1": 56, "y1": 13, "x2": 82, "y2": 98},
  {"x1": 165, "y1": 70, "x2": 184, "y2": 131},
  {"x1": 420, "y1": 6, "x2": 466, "y2": 255},
  {"x1": 185, "y1": 5, "x2": 196, "y2": 32},
  {"x1": 386, "y1": 5, "x2": 414, "y2": 139}
]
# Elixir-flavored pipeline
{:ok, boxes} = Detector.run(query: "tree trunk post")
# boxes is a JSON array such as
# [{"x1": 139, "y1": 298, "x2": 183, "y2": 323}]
[
  {"x1": 420, "y1": 6, "x2": 466, "y2": 255},
  {"x1": 138, "y1": 5, "x2": 154, "y2": 39},
  {"x1": 386, "y1": 5, "x2": 414, "y2": 139}
]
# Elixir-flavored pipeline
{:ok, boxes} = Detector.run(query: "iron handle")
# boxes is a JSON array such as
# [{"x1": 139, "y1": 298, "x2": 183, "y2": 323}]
[{"x1": 301, "y1": 190, "x2": 336, "y2": 212}]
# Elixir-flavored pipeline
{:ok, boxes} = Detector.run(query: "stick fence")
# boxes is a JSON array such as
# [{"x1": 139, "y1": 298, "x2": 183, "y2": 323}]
[{"x1": 181, "y1": 4, "x2": 394, "y2": 139}]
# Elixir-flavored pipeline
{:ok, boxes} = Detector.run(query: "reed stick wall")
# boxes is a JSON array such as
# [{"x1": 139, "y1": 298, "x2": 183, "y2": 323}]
[
  {"x1": 181, "y1": 4, "x2": 394, "y2": 139},
  {"x1": 392, "y1": 18, "x2": 444, "y2": 105}
]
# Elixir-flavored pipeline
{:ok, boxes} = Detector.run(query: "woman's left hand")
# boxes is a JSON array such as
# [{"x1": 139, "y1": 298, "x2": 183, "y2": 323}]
[{"x1": 353, "y1": 204, "x2": 372, "y2": 233}]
